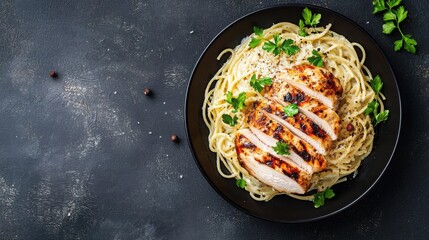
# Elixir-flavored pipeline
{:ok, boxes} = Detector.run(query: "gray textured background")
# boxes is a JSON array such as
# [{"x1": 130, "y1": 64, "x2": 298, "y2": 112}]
[{"x1": 0, "y1": 0, "x2": 428, "y2": 239}]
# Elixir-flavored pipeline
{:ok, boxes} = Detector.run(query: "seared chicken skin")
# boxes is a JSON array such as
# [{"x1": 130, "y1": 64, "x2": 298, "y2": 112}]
[
  {"x1": 266, "y1": 83, "x2": 341, "y2": 140},
  {"x1": 246, "y1": 110, "x2": 328, "y2": 173},
  {"x1": 235, "y1": 129, "x2": 311, "y2": 194},
  {"x1": 255, "y1": 100, "x2": 332, "y2": 154},
  {"x1": 277, "y1": 64, "x2": 343, "y2": 110}
]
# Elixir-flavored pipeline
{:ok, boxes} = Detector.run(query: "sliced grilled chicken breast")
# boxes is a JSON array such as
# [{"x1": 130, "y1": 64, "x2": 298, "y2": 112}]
[
  {"x1": 277, "y1": 64, "x2": 343, "y2": 110},
  {"x1": 235, "y1": 131, "x2": 311, "y2": 194},
  {"x1": 267, "y1": 83, "x2": 340, "y2": 140},
  {"x1": 246, "y1": 110, "x2": 328, "y2": 173},
  {"x1": 237, "y1": 128, "x2": 312, "y2": 173},
  {"x1": 255, "y1": 100, "x2": 332, "y2": 153}
]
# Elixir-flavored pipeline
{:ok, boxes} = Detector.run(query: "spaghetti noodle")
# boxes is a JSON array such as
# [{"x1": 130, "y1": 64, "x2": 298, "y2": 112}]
[{"x1": 202, "y1": 22, "x2": 383, "y2": 202}]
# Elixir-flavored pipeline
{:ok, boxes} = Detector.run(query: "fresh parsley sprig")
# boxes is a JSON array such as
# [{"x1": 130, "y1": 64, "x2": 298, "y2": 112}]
[
  {"x1": 262, "y1": 34, "x2": 300, "y2": 56},
  {"x1": 249, "y1": 26, "x2": 264, "y2": 48},
  {"x1": 313, "y1": 187, "x2": 335, "y2": 208},
  {"x1": 307, "y1": 50, "x2": 323, "y2": 67},
  {"x1": 222, "y1": 114, "x2": 238, "y2": 126},
  {"x1": 372, "y1": 0, "x2": 417, "y2": 53},
  {"x1": 364, "y1": 75, "x2": 390, "y2": 126},
  {"x1": 249, "y1": 74, "x2": 272, "y2": 93},
  {"x1": 283, "y1": 103, "x2": 299, "y2": 117},
  {"x1": 298, "y1": 7, "x2": 322, "y2": 37},
  {"x1": 226, "y1": 91, "x2": 246, "y2": 113},
  {"x1": 272, "y1": 141, "x2": 290, "y2": 156}
]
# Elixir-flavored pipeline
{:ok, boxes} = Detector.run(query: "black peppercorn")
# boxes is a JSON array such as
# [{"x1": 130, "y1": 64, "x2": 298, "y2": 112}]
[
  {"x1": 49, "y1": 70, "x2": 57, "y2": 78},
  {"x1": 170, "y1": 134, "x2": 179, "y2": 143},
  {"x1": 143, "y1": 88, "x2": 152, "y2": 96}
]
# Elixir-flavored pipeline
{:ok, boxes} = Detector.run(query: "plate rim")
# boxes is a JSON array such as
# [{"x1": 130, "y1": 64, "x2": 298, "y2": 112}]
[{"x1": 184, "y1": 3, "x2": 402, "y2": 223}]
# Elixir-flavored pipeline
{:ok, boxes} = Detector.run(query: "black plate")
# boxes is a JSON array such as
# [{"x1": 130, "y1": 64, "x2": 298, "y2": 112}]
[{"x1": 185, "y1": 4, "x2": 401, "y2": 223}]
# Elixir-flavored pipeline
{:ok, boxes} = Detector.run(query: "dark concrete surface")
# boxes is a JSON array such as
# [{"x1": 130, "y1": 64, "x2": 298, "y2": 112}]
[{"x1": 0, "y1": 0, "x2": 428, "y2": 239}]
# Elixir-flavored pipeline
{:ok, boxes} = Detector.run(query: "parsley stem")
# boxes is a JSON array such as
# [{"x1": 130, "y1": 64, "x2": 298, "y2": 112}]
[{"x1": 388, "y1": 4, "x2": 404, "y2": 38}]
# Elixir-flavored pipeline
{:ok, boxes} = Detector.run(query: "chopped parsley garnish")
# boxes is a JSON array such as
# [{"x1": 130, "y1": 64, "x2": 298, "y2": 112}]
[
  {"x1": 298, "y1": 20, "x2": 307, "y2": 37},
  {"x1": 364, "y1": 100, "x2": 379, "y2": 116},
  {"x1": 249, "y1": 74, "x2": 272, "y2": 93},
  {"x1": 222, "y1": 114, "x2": 238, "y2": 126},
  {"x1": 283, "y1": 103, "x2": 299, "y2": 117},
  {"x1": 249, "y1": 26, "x2": 264, "y2": 48},
  {"x1": 370, "y1": 75, "x2": 383, "y2": 95},
  {"x1": 365, "y1": 75, "x2": 389, "y2": 126},
  {"x1": 307, "y1": 50, "x2": 323, "y2": 67},
  {"x1": 375, "y1": 109, "x2": 390, "y2": 124},
  {"x1": 372, "y1": 0, "x2": 417, "y2": 54},
  {"x1": 313, "y1": 187, "x2": 335, "y2": 208},
  {"x1": 262, "y1": 34, "x2": 299, "y2": 56},
  {"x1": 272, "y1": 141, "x2": 290, "y2": 156},
  {"x1": 298, "y1": 7, "x2": 322, "y2": 37},
  {"x1": 226, "y1": 91, "x2": 246, "y2": 113},
  {"x1": 236, "y1": 178, "x2": 246, "y2": 189}
]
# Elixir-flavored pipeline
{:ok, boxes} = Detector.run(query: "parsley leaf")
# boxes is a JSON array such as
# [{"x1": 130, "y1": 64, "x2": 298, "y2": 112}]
[
  {"x1": 313, "y1": 192, "x2": 325, "y2": 208},
  {"x1": 236, "y1": 178, "x2": 246, "y2": 189},
  {"x1": 373, "y1": 0, "x2": 417, "y2": 54},
  {"x1": 310, "y1": 13, "x2": 322, "y2": 26},
  {"x1": 370, "y1": 75, "x2": 383, "y2": 94},
  {"x1": 324, "y1": 188, "x2": 335, "y2": 199},
  {"x1": 387, "y1": 0, "x2": 402, "y2": 9},
  {"x1": 382, "y1": 21, "x2": 396, "y2": 34},
  {"x1": 302, "y1": 7, "x2": 312, "y2": 25},
  {"x1": 313, "y1": 187, "x2": 335, "y2": 208},
  {"x1": 365, "y1": 75, "x2": 389, "y2": 126},
  {"x1": 394, "y1": 39, "x2": 403, "y2": 51},
  {"x1": 283, "y1": 104, "x2": 299, "y2": 117},
  {"x1": 375, "y1": 110, "x2": 389, "y2": 126},
  {"x1": 226, "y1": 91, "x2": 246, "y2": 113},
  {"x1": 307, "y1": 50, "x2": 323, "y2": 67},
  {"x1": 383, "y1": 11, "x2": 396, "y2": 21},
  {"x1": 396, "y1": 6, "x2": 407, "y2": 23},
  {"x1": 249, "y1": 26, "x2": 264, "y2": 48},
  {"x1": 281, "y1": 39, "x2": 300, "y2": 56},
  {"x1": 302, "y1": 7, "x2": 321, "y2": 27},
  {"x1": 272, "y1": 141, "x2": 290, "y2": 156},
  {"x1": 365, "y1": 100, "x2": 379, "y2": 116},
  {"x1": 222, "y1": 114, "x2": 238, "y2": 126},
  {"x1": 262, "y1": 35, "x2": 279, "y2": 55},
  {"x1": 298, "y1": 8, "x2": 322, "y2": 37},
  {"x1": 254, "y1": 26, "x2": 263, "y2": 36},
  {"x1": 372, "y1": 0, "x2": 387, "y2": 14},
  {"x1": 403, "y1": 34, "x2": 417, "y2": 54},
  {"x1": 249, "y1": 74, "x2": 272, "y2": 93},
  {"x1": 298, "y1": 19, "x2": 307, "y2": 37},
  {"x1": 262, "y1": 34, "x2": 299, "y2": 56}
]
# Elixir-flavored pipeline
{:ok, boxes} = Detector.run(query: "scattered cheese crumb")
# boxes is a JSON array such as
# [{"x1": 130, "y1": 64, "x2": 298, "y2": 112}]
[
  {"x1": 189, "y1": 30, "x2": 194, "y2": 34},
  {"x1": 113, "y1": 91, "x2": 117, "y2": 95},
  {"x1": 148, "y1": 131, "x2": 152, "y2": 135},
  {"x1": 353, "y1": 169, "x2": 359, "y2": 178}
]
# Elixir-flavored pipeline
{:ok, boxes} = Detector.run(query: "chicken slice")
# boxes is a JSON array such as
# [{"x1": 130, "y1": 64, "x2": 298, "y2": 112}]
[
  {"x1": 246, "y1": 110, "x2": 327, "y2": 173},
  {"x1": 254, "y1": 99, "x2": 332, "y2": 153},
  {"x1": 267, "y1": 82, "x2": 340, "y2": 140},
  {"x1": 237, "y1": 128, "x2": 313, "y2": 174},
  {"x1": 277, "y1": 64, "x2": 343, "y2": 110},
  {"x1": 235, "y1": 130, "x2": 311, "y2": 194}
]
